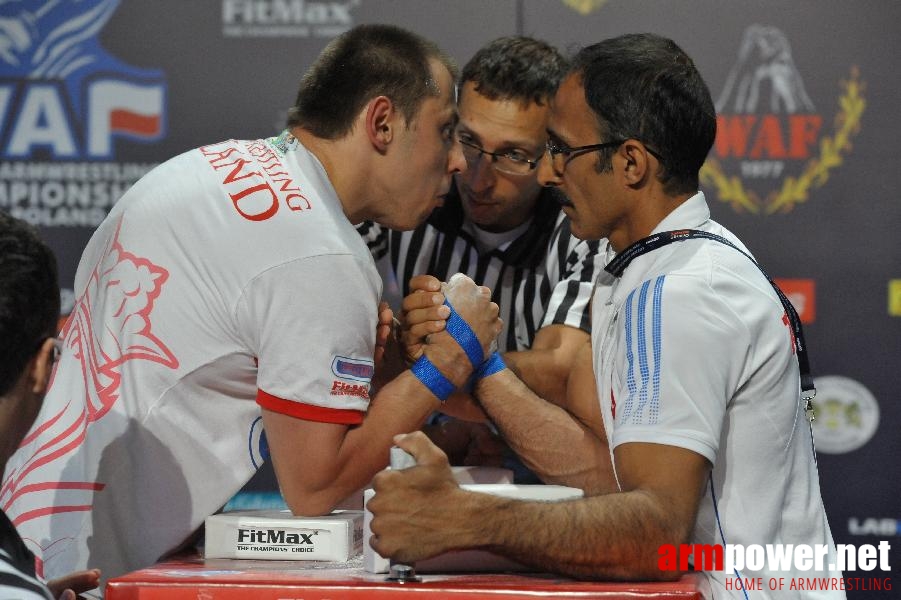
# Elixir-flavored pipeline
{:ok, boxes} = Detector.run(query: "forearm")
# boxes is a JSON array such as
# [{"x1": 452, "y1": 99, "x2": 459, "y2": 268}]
[
  {"x1": 475, "y1": 370, "x2": 615, "y2": 494},
  {"x1": 454, "y1": 488, "x2": 688, "y2": 581},
  {"x1": 502, "y1": 347, "x2": 569, "y2": 406},
  {"x1": 281, "y1": 351, "x2": 470, "y2": 515},
  {"x1": 328, "y1": 373, "x2": 441, "y2": 491}
]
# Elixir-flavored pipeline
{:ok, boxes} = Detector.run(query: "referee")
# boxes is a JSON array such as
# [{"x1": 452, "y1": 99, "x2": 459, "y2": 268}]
[{"x1": 358, "y1": 37, "x2": 604, "y2": 475}]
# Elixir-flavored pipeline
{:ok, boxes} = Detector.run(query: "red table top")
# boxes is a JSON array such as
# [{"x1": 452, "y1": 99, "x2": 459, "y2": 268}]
[{"x1": 105, "y1": 554, "x2": 704, "y2": 599}]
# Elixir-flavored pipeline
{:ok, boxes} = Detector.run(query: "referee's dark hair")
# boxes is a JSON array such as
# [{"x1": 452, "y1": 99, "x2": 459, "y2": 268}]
[
  {"x1": 287, "y1": 24, "x2": 457, "y2": 139},
  {"x1": 0, "y1": 212, "x2": 60, "y2": 396},
  {"x1": 571, "y1": 33, "x2": 717, "y2": 196},
  {"x1": 461, "y1": 36, "x2": 568, "y2": 107}
]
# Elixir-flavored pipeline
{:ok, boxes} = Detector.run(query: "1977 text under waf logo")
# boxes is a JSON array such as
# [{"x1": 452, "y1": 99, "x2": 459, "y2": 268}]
[
  {"x1": 701, "y1": 25, "x2": 865, "y2": 215},
  {"x1": 560, "y1": 0, "x2": 609, "y2": 15}
]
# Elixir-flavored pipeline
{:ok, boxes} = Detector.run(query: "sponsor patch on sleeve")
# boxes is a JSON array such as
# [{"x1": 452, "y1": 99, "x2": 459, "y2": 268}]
[{"x1": 331, "y1": 355, "x2": 374, "y2": 383}]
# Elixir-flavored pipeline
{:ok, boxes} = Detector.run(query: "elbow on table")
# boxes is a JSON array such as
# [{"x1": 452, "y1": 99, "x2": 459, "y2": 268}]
[{"x1": 283, "y1": 488, "x2": 344, "y2": 517}]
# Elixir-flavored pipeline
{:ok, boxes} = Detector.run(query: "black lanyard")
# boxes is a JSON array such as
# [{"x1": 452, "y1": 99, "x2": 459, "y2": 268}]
[{"x1": 605, "y1": 229, "x2": 816, "y2": 417}]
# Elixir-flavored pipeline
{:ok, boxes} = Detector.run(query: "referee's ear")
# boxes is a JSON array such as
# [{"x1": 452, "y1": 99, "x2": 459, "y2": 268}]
[{"x1": 364, "y1": 95, "x2": 397, "y2": 153}]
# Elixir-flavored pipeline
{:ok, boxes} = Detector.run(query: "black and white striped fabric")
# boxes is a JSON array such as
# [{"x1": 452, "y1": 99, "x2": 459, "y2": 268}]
[
  {"x1": 358, "y1": 184, "x2": 604, "y2": 353},
  {"x1": 0, "y1": 511, "x2": 53, "y2": 600}
]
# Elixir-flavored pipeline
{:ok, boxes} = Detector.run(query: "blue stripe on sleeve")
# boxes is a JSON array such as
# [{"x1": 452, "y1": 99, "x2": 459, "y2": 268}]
[
  {"x1": 622, "y1": 286, "x2": 638, "y2": 421},
  {"x1": 650, "y1": 275, "x2": 666, "y2": 423}
]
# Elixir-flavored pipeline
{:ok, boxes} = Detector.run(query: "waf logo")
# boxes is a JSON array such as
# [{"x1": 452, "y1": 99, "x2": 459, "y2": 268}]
[
  {"x1": 0, "y1": 0, "x2": 167, "y2": 231},
  {"x1": 701, "y1": 25, "x2": 865, "y2": 214},
  {"x1": 0, "y1": 0, "x2": 166, "y2": 159},
  {"x1": 810, "y1": 375, "x2": 880, "y2": 454}
]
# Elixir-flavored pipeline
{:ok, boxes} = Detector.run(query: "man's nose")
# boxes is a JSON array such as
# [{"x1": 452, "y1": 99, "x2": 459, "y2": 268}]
[
  {"x1": 448, "y1": 140, "x2": 467, "y2": 176},
  {"x1": 537, "y1": 150, "x2": 561, "y2": 187},
  {"x1": 464, "y1": 153, "x2": 496, "y2": 192}
]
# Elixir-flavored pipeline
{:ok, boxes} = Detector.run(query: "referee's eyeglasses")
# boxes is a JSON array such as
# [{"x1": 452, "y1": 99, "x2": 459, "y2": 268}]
[{"x1": 458, "y1": 137, "x2": 542, "y2": 176}]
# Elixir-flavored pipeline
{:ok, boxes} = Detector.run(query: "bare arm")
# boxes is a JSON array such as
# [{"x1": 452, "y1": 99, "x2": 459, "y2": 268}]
[
  {"x1": 501, "y1": 323, "x2": 588, "y2": 406},
  {"x1": 266, "y1": 275, "x2": 501, "y2": 516},
  {"x1": 369, "y1": 431, "x2": 710, "y2": 581},
  {"x1": 398, "y1": 277, "x2": 587, "y2": 418},
  {"x1": 399, "y1": 275, "x2": 609, "y2": 483},
  {"x1": 475, "y1": 340, "x2": 615, "y2": 494},
  {"x1": 263, "y1": 371, "x2": 440, "y2": 515}
]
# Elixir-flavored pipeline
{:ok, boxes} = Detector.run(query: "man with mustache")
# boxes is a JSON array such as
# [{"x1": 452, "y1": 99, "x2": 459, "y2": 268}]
[{"x1": 370, "y1": 34, "x2": 842, "y2": 599}]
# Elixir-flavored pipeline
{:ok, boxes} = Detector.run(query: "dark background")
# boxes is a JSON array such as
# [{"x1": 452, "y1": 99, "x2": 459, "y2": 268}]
[{"x1": 1, "y1": 1, "x2": 898, "y2": 596}]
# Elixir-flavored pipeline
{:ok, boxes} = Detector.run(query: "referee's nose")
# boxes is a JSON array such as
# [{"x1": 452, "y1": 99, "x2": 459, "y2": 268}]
[{"x1": 462, "y1": 152, "x2": 496, "y2": 194}]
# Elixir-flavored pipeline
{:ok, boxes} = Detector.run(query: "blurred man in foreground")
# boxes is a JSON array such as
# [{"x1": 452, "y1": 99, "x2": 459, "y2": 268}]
[{"x1": 0, "y1": 211, "x2": 100, "y2": 598}]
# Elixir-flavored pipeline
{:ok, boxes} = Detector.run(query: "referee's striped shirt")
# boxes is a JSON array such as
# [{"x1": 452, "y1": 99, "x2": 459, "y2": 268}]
[{"x1": 358, "y1": 184, "x2": 604, "y2": 353}]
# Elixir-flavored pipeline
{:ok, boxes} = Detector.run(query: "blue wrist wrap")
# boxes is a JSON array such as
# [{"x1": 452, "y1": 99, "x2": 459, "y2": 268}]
[
  {"x1": 411, "y1": 354, "x2": 455, "y2": 402},
  {"x1": 475, "y1": 351, "x2": 506, "y2": 379},
  {"x1": 443, "y1": 299, "x2": 484, "y2": 368}
]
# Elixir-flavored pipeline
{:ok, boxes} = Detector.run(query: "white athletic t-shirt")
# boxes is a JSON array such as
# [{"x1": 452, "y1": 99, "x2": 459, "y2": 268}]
[
  {"x1": 1, "y1": 132, "x2": 382, "y2": 586},
  {"x1": 591, "y1": 193, "x2": 843, "y2": 599}
]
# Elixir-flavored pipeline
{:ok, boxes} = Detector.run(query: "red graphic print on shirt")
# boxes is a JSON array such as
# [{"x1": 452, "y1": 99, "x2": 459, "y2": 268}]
[{"x1": 0, "y1": 219, "x2": 178, "y2": 565}]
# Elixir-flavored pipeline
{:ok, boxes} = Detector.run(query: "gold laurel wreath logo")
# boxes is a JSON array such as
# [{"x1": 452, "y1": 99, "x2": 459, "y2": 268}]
[
  {"x1": 700, "y1": 67, "x2": 865, "y2": 215},
  {"x1": 561, "y1": 0, "x2": 609, "y2": 15}
]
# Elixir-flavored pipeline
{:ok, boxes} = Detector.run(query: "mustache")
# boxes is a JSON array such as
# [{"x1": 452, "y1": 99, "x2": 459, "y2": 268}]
[{"x1": 549, "y1": 187, "x2": 574, "y2": 208}]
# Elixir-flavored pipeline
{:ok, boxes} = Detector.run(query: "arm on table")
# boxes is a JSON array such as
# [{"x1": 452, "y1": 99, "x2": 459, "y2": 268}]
[
  {"x1": 395, "y1": 275, "x2": 489, "y2": 423},
  {"x1": 475, "y1": 340, "x2": 614, "y2": 494},
  {"x1": 501, "y1": 323, "x2": 589, "y2": 407},
  {"x1": 265, "y1": 275, "x2": 501, "y2": 516},
  {"x1": 369, "y1": 431, "x2": 710, "y2": 581},
  {"x1": 399, "y1": 276, "x2": 588, "y2": 413}
]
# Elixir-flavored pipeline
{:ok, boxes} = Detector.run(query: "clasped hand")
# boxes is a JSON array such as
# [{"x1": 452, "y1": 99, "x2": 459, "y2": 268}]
[{"x1": 398, "y1": 273, "x2": 501, "y2": 369}]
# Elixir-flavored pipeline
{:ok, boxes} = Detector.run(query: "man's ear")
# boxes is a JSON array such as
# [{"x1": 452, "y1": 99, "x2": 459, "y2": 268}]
[
  {"x1": 620, "y1": 139, "x2": 652, "y2": 186},
  {"x1": 29, "y1": 338, "x2": 55, "y2": 395},
  {"x1": 365, "y1": 96, "x2": 397, "y2": 152}
]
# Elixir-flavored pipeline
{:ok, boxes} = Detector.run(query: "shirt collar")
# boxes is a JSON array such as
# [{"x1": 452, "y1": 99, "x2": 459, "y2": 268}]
[
  {"x1": 649, "y1": 191, "x2": 710, "y2": 234},
  {"x1": 427, "y1": 181, "x2": 565, "y2": 268}
]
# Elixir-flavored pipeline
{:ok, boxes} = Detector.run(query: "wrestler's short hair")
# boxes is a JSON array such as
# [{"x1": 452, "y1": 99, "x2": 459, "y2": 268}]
[
  {"x1": 287, "y1": 24, "x2": 457, "y2": 139},
  {"x1": 572, "y1": 33, "x2": 716, "y2": 195},
  {"x1": 461, "y1": 36, "x2": 568, "y2": 106},
  {"x1": 0, "y1": 212, "x2": 60, "y2": 396}
]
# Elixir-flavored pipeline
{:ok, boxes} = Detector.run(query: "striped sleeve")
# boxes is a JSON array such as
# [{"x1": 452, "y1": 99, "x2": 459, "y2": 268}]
[
  {"x1": 0, "y1": 551, "x2": 53, "y2": 600},
  {"x1": 542, "y1": 216, "x2": 605, "y2": 333},
  {"x1": 356, "y1": 221, "x2": 389, "y2": 260}
]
